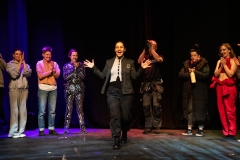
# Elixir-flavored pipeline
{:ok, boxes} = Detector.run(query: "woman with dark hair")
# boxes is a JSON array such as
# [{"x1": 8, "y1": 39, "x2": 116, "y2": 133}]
[
  {"x1": 63, "y1": 49, "x2": 87, "y2": 134},
  {"x1": 7, "y1": 49, "x2": 32, "y2": 138},
  {"x1": 179, "y1": 44, "x2": 210, "y2": 136},
  {"x1": 210, "y1": 43, "x2": 237, "y2": 140},
  {"x1": 84, "y1": 41, "x2": 151, "y2": 149}
]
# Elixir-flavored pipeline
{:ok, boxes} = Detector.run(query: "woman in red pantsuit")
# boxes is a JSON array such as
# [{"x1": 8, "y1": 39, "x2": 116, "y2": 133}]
[{"x1": 210, "y1": 43, "x2": 237, "y2": 140}]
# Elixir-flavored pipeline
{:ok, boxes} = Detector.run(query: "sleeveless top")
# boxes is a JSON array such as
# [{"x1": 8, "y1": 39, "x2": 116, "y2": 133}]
[{"x1": 218, "y1": 58, "x2": 231, "y2": 73}]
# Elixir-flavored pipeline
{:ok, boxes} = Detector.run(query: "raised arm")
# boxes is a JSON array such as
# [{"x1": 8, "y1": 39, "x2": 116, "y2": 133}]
[{"x1": 84, "y1": 59, "x2": 107, "y2": 79}]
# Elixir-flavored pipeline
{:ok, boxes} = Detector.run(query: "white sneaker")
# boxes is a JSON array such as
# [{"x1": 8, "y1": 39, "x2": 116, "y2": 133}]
[
  {"x1": 12, "y1": 133, "x2": 26, "y2": 138},
  {"x1": 19, "y1": 133, "x2": 26, "y2": 138},
  {"x1": 13, "y1": 135, "x2": 21, "y2": 138}
]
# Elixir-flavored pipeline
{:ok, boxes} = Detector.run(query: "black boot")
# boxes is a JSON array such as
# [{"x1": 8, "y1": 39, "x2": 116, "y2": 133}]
[
  {"x1": 113, "y1": 137, "x2": 120, "y2": 150},
  {"x1": 121, "y1": 131, "x2": 128, "y2": 143}
]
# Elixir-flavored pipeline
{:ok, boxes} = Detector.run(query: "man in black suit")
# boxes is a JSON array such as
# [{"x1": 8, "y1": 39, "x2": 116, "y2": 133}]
[{"x1": 84, "y1": 41, "x2": 151, "y2": 149}]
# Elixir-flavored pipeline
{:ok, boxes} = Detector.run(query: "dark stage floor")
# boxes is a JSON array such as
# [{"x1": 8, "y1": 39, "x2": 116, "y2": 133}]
[{"x1": 0, "y1": 128, "x2": 240, "y2": 160}]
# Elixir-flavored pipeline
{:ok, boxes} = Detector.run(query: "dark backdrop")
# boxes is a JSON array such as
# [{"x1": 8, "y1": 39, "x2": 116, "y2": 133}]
[{"x1": 1, "y1": 0, "x2": 240, "y2": 132}]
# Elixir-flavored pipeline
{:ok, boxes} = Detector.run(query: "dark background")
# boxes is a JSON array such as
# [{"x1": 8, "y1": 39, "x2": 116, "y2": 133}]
[{"x1": 1, "y1": 0, "x2": 240, "y2": 133}]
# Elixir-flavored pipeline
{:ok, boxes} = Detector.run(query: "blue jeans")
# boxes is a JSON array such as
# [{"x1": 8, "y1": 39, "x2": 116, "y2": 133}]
[{"x1": 38, "y1": 89, "x2": 57, "y2": 131}]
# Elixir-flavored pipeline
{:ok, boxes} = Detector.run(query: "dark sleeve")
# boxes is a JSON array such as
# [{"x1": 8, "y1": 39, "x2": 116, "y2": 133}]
[
  {"x1": 131, "y1": 60, "x2": 144, "y2": 80},
  {"x1": 195, "y1": 63, "x2": 210, "y2": 80},
  {"x1": 179, "y1": 66, "x2": 190, "y2": 79}
]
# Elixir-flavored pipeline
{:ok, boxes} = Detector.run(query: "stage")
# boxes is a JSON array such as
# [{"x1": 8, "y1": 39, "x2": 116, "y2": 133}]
[{"x1": 0, "y1": 129, "x2": 240, "y2": 160}]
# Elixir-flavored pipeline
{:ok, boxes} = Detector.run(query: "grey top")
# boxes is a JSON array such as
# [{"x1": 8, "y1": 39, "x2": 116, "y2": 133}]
[{"x1": 6, "y1": 60, "x2": 32, "y2": 90}]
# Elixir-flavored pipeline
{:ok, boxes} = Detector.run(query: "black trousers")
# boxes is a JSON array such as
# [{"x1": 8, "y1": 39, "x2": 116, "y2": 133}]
[{"x1": 107, "y1": 86, "x2": 133, "y2": 137}]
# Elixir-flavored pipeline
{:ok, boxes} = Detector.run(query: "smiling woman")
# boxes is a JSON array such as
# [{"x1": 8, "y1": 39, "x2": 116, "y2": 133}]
[
  {"x1": 63, "y1": 49, "x2": 87, "y2": 135},
  {"x1": 114, "y1": 41, "x2": 126, "y2": 58},
  {"x1": 6, "y1": 49, "x2": 32, "y2": 138},
  {"x1": 210, "y1": 43, "x2": 237, "y2": 140},
  {"x1": 84, "y1": 41, "x2": 151, "y2": 150}
]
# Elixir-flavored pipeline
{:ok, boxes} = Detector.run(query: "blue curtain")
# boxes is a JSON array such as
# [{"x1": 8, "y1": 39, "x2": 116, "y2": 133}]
[{"x1": 0, "y1": 0, "x2": 28, "y2": 134}]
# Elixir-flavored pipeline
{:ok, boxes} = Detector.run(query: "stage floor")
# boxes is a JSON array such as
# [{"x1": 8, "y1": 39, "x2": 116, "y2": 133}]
[{"x1": 0, "y1": 128, "x2": 240, "y2": 160}]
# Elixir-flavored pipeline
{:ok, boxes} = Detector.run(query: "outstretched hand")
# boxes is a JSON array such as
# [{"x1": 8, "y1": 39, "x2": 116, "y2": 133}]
[
  {"x1": 84, "y1": 59, "x2": 94, "y2": 68},
  {"x1": 141, "y1": 59, "x2": 151, "y2": 69}
]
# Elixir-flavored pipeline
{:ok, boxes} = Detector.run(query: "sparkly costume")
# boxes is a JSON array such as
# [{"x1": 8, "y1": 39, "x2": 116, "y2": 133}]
[{"x1": 63, "y1": 62, "x2": 87, "y2": 134}]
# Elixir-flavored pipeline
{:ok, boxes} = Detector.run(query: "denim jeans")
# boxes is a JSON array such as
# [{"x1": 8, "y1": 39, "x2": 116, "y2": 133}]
[{"x1": 38, "y1": 89, "x2": 57, "y2": 131}]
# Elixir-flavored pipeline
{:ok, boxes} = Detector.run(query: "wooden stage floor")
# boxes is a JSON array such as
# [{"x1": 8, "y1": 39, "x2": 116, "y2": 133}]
[{"x1": 0, "y1": 128, "x2": 240, "y2": 160}]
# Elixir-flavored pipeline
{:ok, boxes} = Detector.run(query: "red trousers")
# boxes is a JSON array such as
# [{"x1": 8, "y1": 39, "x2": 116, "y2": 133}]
[{"x1": 215, "y1": 79, "x2": 237, "y2": 136}]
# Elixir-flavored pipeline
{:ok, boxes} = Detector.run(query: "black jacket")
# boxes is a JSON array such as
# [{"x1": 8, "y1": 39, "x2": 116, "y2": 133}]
[
  {"x1": 179, "y1": 58, "x2": 210, "y2": 122},
  {"x1": 91, "y1": 56, "x2": 144, "y2": 94}
]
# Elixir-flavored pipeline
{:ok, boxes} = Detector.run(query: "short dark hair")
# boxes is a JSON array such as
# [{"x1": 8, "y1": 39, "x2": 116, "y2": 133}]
[
  {"x1": 42, "y1": 46, "x2": 52, "y2": 53},
  {"x1": 13, "y1": 49, "x2": 22, "y2": 54},
  {"x1": 190, "y1": 44, "x2": 201, "y2": 55},
  {"x1": 68, "y1": 49, "x2": 77, "y2": 57}
]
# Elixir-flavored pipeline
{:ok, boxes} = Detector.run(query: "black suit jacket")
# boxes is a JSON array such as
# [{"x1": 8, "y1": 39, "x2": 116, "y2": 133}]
[{"x1": 91, "y1": 56, "x2": 144, "y2": 94}]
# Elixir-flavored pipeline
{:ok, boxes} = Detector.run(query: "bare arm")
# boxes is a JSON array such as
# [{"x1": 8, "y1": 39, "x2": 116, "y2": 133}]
[
  {"x1": 53, "y1": 62, "x2": 60, "y2": 79},
  {"x1": 224, "y1": 59, "x2": 237, "y2": 77},
  {"x1": 36, "y1": 62, "x2": 53, "y2": 80},
  {"x1": 214, "y1": 60, "x2": 222, "y2": 77},
  {"x1": 149, "y1": 49, "x2": 163, "y2": 63}
]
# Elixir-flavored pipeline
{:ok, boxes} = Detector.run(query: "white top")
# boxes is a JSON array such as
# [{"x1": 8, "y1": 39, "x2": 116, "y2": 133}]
[
  {"x1": 110, "y1": 57, "x2": 123, "y2": 82},
  {"x1": 39, "y1": 84, "x2": 57, "y2": 91}
]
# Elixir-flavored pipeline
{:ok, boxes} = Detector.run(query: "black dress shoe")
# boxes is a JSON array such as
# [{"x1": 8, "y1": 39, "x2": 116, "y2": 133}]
[
  {"x1": 49, "y1": 130, "x2": 58, "y2": 135},
  {"x1": 113, "y1": 137, "x2": 120, "y2": 150},
  {"x1": 39, "y1": 131, "x2": 45, "y2": 136}
]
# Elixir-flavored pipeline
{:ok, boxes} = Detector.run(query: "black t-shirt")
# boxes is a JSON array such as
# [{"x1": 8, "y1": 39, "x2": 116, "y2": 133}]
[{"x1": 143, "y1": 55, "x2": 162, "y2": 81}]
